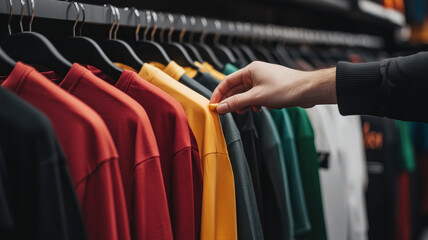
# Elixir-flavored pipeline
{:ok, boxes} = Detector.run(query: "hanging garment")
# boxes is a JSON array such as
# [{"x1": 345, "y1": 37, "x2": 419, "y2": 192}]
[
  {"x1": 201, "y1": 62, "x2": 227, "y2": 80},
  {"x1": 0, "y1": 146, "x2": 13, "y2": 240},
  {"x1": 0, "y1": 86, "x2": 87, "y2": 240},
  {"x1": 1, "y1": 62, "x2": 130, "y2": 240},
  {"x1": 269, "y1": 109, "x2": 311, "y2": 235},
  {"x1": 42, "y1": 64, "x2": 173, "y2": 240},
  {"x1": 116, "y1": 62, "x2": 237, "y2": 240},
  {"x1": 327, "y1": 107, "x2": 368, "y2": 240},
  {"x1": 361, "y1": 116, "x2": 398, "y2": 240},
  {"x1": 90, "y1": 66, "x2": 203, "y2": 240},
  {"x1": 253, "y1": 108, "x2": 294, "y2": 240},
  {"x1": 223, "y1": 63, "x2": 240, "y2": 76},
  {"x1": 147, "y1": 61, "x2": 264, "y2": 240},
  {"x1": 395, "y1": 121, "x2": 416, "y2": 240},
  {"x1": 217, "y1": 64, "x2": 310, "y2": 238},
  {"x1": 306, "y1": 106, "x2": 348, "y2": 240},
  {"x1": 287, "y1": 107, "x2": 328, "y2": 240}
]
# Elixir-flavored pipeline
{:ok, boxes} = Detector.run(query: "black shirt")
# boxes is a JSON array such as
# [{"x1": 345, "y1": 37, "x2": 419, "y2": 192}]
[
  {"x1": 360, "y1": 116, "x2": 399, "y2": 240},
  {"x1": 178, "y1": 73, "x2": 264, "y2": 240},
  {"x1": 0, "y1": 87, "x2": 87, "y2": 240}
]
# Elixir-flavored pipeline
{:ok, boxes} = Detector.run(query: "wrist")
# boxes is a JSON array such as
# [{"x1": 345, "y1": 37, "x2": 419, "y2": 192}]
[{"x1": 304, "y1": 68, "x2": 337, "y2": 107}]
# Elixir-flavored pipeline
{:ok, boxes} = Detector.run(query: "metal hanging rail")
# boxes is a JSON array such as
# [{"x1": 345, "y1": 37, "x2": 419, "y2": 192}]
[{"x1": 0, "y1": 0, "x2": 384, "y2": 48}]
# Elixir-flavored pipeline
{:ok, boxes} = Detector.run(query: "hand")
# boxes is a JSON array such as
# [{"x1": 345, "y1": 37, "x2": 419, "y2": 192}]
[{"x1": 210, "y1": 61, "x2": 337, "y2": 114}]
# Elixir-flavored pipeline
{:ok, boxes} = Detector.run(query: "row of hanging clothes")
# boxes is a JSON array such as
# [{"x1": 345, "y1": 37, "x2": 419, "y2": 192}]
[{"x1": 0, "y1": 0, "x2": 404, "y2": 240}]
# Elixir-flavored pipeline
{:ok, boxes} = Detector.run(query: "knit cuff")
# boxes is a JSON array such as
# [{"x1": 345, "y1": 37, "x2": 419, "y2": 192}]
[{"x1": 336, "y1": 61, "x2": 382, "y2": 116}]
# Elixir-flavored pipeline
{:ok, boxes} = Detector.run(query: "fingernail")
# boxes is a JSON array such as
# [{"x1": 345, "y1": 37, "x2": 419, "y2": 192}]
[
  {"x1": 208, "y1": 103, "x2": 219, "y2": 111},
  {"x1": 217, "y1": 103, "x2": 229, "y2": 114}
]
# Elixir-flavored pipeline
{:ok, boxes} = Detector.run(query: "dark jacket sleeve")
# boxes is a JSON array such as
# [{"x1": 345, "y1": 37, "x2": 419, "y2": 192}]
[{"x1": 336, "y1": 51, "x2": 428, "y2": 122}]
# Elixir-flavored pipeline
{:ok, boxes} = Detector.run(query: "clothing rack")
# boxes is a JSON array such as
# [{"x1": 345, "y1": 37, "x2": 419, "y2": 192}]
[{"x1": 0, "y1": 0, "x2": 384, "y2": 49}]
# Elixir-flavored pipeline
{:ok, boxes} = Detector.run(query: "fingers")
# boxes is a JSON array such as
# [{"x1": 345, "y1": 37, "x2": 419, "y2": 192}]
[
  {"x1": 210, "y1": 67, "x2": 250, "y2": 103},
  {"x1": 216, "y1": 89, "x2": 257, "y2": 114}
]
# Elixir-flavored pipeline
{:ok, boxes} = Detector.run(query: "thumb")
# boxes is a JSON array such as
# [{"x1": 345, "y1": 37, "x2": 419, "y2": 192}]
[{"x1": 216, "y1": 89, "x2": 257, "y2": 114}]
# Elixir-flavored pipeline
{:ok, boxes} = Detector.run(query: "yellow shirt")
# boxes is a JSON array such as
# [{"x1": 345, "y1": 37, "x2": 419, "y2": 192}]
[
  {"x1": 200, "y1": 62, "x2": 227, "y2": 80},
  {"x1": 116, "y1": 62, "x2": 238, "y2": 240}
]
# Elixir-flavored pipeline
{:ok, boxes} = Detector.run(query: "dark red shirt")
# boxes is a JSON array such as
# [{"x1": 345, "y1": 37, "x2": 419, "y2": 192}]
[
  {"x1": 1, "y1": 62, "x2": 129, "y2": 240},
  {"x1": 43, "y1": 64, "x2": 173, "y2": 240},
  {"x1": 90, "y1": 67, "x2": 203, "y2": 240}
]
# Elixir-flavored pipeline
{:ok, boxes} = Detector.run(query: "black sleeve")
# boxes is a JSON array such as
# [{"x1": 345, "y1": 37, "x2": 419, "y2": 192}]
[{"x1": 336, "y1": 51, "x2": 428, "y2": 122}]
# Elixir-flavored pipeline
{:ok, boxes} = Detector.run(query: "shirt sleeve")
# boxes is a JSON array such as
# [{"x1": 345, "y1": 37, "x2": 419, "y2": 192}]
[{"x1": 336, "y1": 51, "x2": 428, "y2": 122}]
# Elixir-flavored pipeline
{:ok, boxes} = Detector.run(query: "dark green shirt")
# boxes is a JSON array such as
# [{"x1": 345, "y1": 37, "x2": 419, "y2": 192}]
[
  {"x1": 287, "y1": 107, "x2": 327, "y2": 240},
  {"x1": 269, "y1": 109, "x2": 311, "y2": 235},
  {"x1": 395, "y1": 121, "x2": 416, "y2": 172},
  {"x1": 253, "y1": 108, "x2": 294, "y2": 240},
  {"x1": 223, "y1": 63, "x2": 240, "y2": 76}
]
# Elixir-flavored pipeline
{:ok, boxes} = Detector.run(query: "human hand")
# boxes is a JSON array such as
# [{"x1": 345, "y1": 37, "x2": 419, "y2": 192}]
[{"x1": 210, "y1": 61, "x2": 337, "y2": 114}]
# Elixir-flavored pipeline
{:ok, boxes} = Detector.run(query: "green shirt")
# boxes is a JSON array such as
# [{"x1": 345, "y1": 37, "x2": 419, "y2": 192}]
[
  {"x1": 396, "y1": 121, "x2": 416, "y2": 172},
  {"x1": 287, "y1": 107, "x2": 327, "y2": 240},
  {"x1": 253, "y1": 108, "x2": 294, "y2": 240},
  {"x1": 223, "y1": 63, "x2": 240, "y2": 75},
  {"x1": 269, "y1": 109, "x2": 311, "y2": 235}
]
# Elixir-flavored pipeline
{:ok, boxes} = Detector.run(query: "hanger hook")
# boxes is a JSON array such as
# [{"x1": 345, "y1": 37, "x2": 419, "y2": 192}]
[
  {"x1": 7, "y1": 0, "x2": 12, "y2": 35},
  {"x1": 226, "y1": 21, "x2": 235, "y2": 46},
  {"x1": 114, "y1": 7, "x2": 120, "y2": 40},
  {"x1": 104, "y1": 4, "x2": 116, "y2": 40},
  {"x1": 166, "y1": 13, "x2": 174, "y2": 43},
  {"x1": 67, "y1": 2, "x2": 80, "y2": 37},
  {"x1": 199, "y1": 17, "x2": 207, "y2": 44},
  {"x1": 158, "y1": 12, "x2": 166, "y2": 43},
  {"x1": 78, "y1": 3, "x2": 85, "y2": 36},
  {"x1": 179, "y1": 15, "x2": 187, "y2": 44},
  {"x1": 128, "y1": 7, "x2": 140, "y2": 41},
  {"x1": 150, "y1": 10, "x2": 158, "y2": 41},
  {"x1": 19, "y1": 0, "x2": 25, "y2": 32},
  {"x1": 143, "y1": 10, "x2": 151, "y2": 41},
  {"x1": 188, "y1": 16, "x2": 196, "y2": 43},
  {"x1": 213, "y1": 19, "x2": 221, "y2": 45},
  {"x1": 28, "y1": 0, "x2": 34, "y2": 32}
]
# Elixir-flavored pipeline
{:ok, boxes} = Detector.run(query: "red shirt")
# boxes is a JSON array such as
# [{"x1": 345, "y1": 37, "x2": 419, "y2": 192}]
[
  {"x1": 44, "y1": 64, "x2": 173, "y2": 240},
  {"x1": 396, "y1": 172, "x2": 411, "y2": 240},
  {"x1": 1, "y1": 62, "x2": 129, "y2": 240},
  {"x1": 89, "y1": 67, "x2": 203, "y2": 240}
]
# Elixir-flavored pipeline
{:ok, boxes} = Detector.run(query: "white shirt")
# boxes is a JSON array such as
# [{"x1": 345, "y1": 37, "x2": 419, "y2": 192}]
[{"x1": 307, "y1": 106, "x2": 348, "y2": 240}]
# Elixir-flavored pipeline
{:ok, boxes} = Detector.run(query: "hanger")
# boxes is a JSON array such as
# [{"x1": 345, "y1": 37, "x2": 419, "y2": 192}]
[
  {"x1": 2, "y1": 0, "x2": 72, "y2": 76},
  {"x1": 159, "y1": 13, "x2": 197, "y2": 68},
  {"x1": 237, "y1": 22, "x2": 258, "y2": 63},
  {"x1": 99, "y1": 6, "x2": 143, "y2": 71},
  {"x1": 182, "y1": 16, "x2": 205, "y2": 63},
  {"x1": 55, "y1": 2, "x2": 122, "y2": 81},
  {"x1": 224, "y1": 22, "x2": 249, "y2": 68},
  {"x1": 133, "y1": 10, "x2": 171, "y2": 65},
  {"x1": 251, "y1": 24, "x2": 278, "y2": 64},
  {"x1": 211, "y1": 20, "x2": 237, "y2": 64},
  {"x1": 0, "y1": 1, "x2": 16, "y2": 75},
  {"x1": 0, "y1": 47, "x2": 16, "y2": 75},
  {"x1": 193, "y1": 17, "x2": 224, "y2": 70}
]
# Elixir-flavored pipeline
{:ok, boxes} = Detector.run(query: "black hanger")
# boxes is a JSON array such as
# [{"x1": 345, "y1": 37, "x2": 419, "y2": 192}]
[
  {"x1": 99, "y1": 6, "x2": 143, "y2": 71},
  {"x1": 2, "y1": 0, "x2": 72, "y2": 76},
  {"x1": 239, "y1": 44, "x2": 258, "y2": 62},
  {"x1": 55, "y1": 2, "x2": 122, "y2": 81},
  {"x1": 0, "y1": 47, "x2": 16, "y2": 75},
  {"x1": 133, "y1": 10, "x2": 171, "y2": 65},
  {"x1": 159, "y1": 14, "x2": 198, "y2": 68},
  {"x1": 183, "y1": 43, "x2": 204, "y2": 63},
  {"x1": 181, "y1": 16, "x2": 206, "y2": 64},
  {"x1": 211, "y1": 20, "x2": 236, "y2": 64}
]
